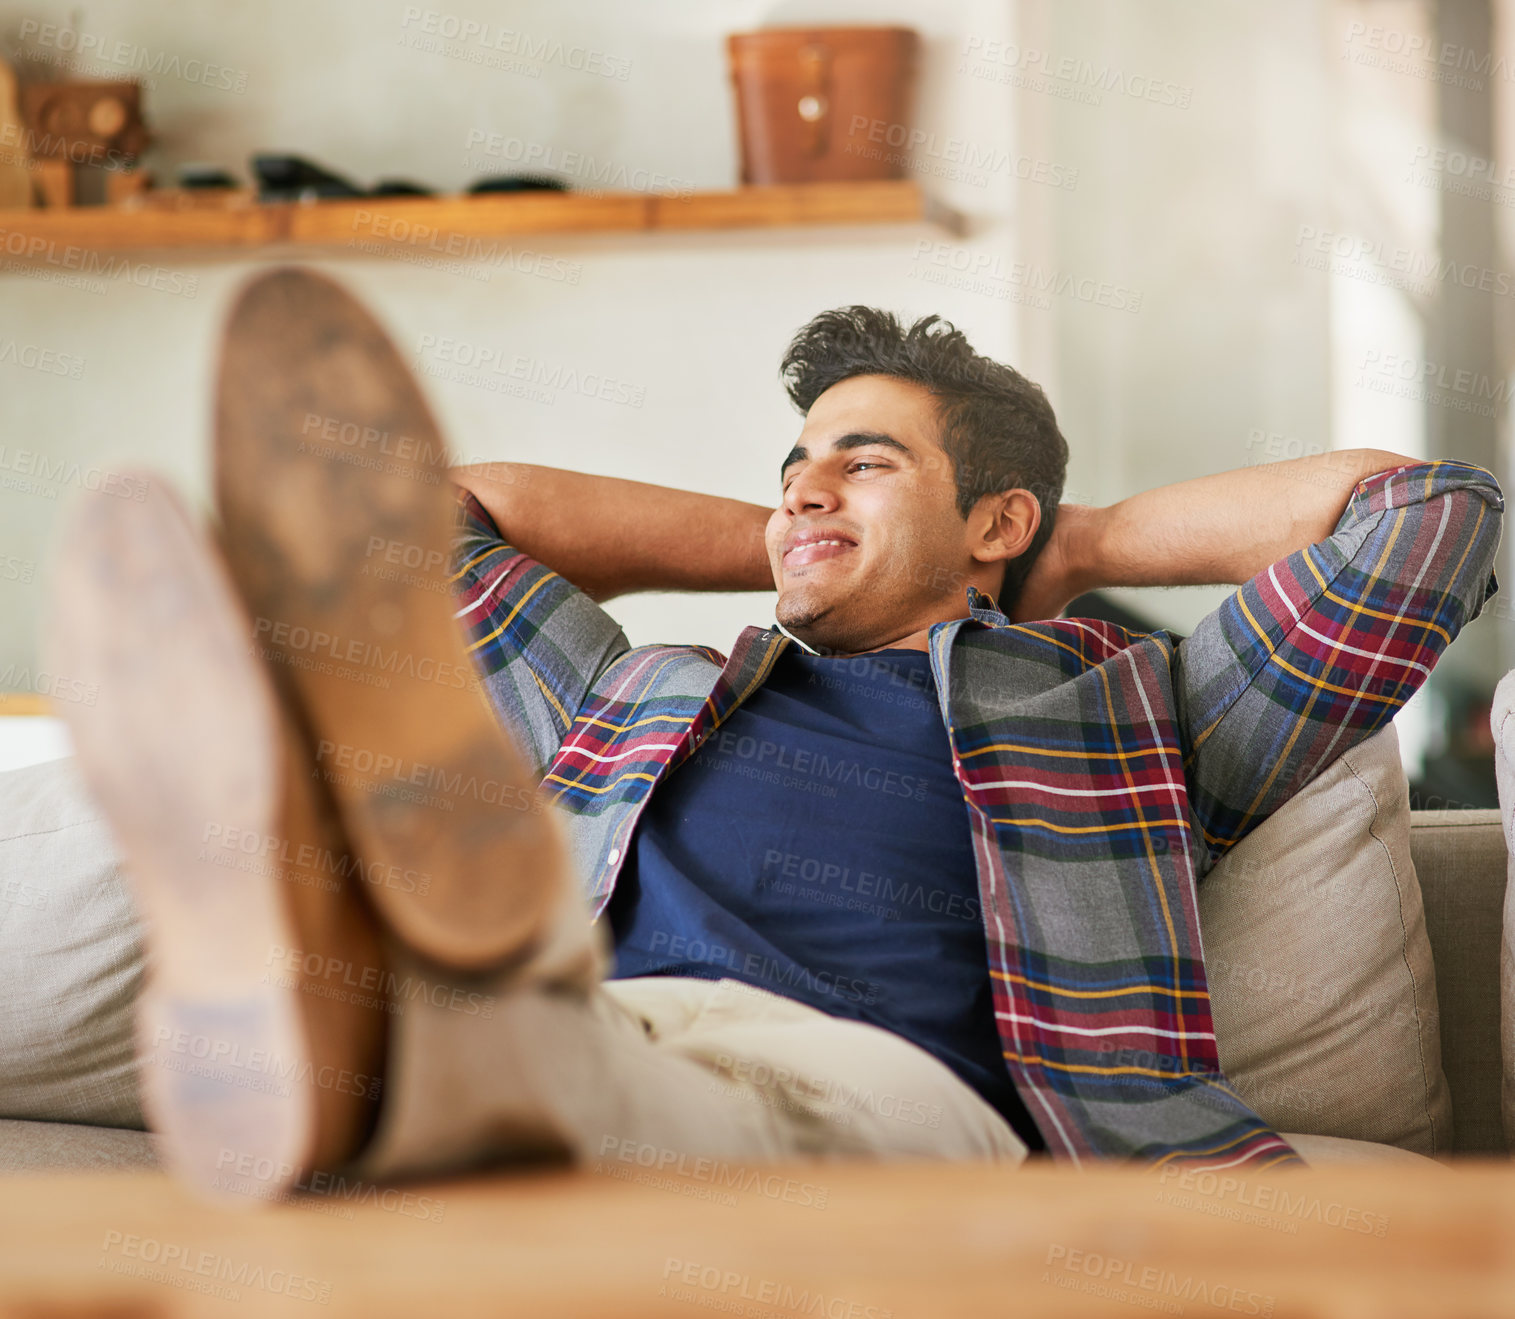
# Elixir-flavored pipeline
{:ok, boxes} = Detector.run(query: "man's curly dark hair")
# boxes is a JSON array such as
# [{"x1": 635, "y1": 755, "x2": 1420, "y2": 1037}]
[{"x1": 779, "y1": 306, "x2": 1069, "y2": 612}]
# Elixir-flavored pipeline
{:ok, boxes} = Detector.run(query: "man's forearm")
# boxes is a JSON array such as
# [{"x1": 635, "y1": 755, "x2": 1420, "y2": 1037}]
[
  {"x1": 449, "y1": 462, "x2": 774, "y2": 602},
  {"x1": 1064, "y1": 448, "x2": 1420, "y2": 594}
]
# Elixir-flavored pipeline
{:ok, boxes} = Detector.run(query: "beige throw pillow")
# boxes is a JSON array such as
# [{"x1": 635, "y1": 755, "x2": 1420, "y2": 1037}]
[{"x1": 1200, "y1": 722, "x2": 1452, "y2": 1155}]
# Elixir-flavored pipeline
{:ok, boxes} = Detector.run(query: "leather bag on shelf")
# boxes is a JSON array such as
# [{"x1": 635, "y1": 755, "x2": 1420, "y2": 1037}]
[{"x1": 727, "y1": 27, "x2": 919, "y2": 185}]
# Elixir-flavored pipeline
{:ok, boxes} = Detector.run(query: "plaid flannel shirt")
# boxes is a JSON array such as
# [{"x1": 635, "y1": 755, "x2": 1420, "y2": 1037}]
[{"x1": 450, "y1": 459, "x2": 1503, "y2": 1168}]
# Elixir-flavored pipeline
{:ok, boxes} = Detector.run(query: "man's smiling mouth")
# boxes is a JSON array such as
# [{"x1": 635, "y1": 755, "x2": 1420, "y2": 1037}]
[
  {"x1": 781, "y1": 524, "x2": 859, "y2": 570},
  {"x1": 783, "y1": 539, "x2": 856, "y2": 568}
]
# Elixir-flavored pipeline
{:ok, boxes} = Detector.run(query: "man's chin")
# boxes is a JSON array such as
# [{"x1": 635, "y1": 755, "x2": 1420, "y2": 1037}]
[
  {"x1": 776, "y1": 592, "x2": 856, "y2": 655},
  {"x1": 776, "y1": 590, "x2": 830, "y2": 635}
]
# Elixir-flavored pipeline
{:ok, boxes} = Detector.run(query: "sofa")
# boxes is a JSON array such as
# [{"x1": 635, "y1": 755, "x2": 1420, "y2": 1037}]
[
  {"x1": 1403, "y1": 807, "x2": 1509, "y2": 1155},
  {"x1": 0, "y1": 713, "x2": 1512, "y2": 1172}
]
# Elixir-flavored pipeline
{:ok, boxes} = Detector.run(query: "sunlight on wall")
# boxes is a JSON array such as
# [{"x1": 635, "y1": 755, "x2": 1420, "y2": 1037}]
[{"x1": 1330, "y1": 278, "x2": 1427, "y2": 460}]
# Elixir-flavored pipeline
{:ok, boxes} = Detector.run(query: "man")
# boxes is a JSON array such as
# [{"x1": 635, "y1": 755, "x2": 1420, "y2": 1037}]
[{"x1": 41, "y1": 269, "x2": 1503, "y2": 1201}]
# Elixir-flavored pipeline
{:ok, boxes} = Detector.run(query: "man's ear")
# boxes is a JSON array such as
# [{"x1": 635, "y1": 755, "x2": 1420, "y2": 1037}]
[{"x1": 970, "y1": 488, "x2": 1042, "y2": 570}]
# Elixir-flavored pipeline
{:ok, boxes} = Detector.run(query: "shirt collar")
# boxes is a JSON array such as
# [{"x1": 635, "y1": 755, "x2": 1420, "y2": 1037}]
[
  {"x1": 772, "y1": 587, "x2": 1009, "y2": 653},
  {"x1": 965, "y1": 583, "x2": 1009, "y2": 625}
]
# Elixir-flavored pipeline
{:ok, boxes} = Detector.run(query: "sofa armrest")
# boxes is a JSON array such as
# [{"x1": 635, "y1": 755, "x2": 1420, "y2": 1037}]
[{"x1": 1410, "y1": 810, "x2": 1508, "y2": 1155}]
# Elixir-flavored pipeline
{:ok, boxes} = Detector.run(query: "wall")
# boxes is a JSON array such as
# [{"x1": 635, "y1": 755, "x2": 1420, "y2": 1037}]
[
  {"x1": 0, "y1": 0, "x2": 1021, "y2": 681},
  {"x1": 1015, "y1": 0, "x2": 1340, "y2": 635},
  {"x1": 10, "y1": 0, "x2": 1505, "y2": 786},
  {"x1": 1012, "y1": 0, "x2": 1515, "y2": 779}
]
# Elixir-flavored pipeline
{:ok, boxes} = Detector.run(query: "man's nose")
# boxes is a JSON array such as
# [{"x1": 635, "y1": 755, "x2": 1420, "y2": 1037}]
[{"x1": 782, "y1": 468, "x2": 839, "y2": 514}]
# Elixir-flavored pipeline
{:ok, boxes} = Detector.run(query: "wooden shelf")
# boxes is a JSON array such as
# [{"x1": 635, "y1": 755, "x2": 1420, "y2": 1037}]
[
  {"x1": 0, "y1": 180, "x2": 960, "y2": 266},
  {"x1": 0, "y1": 694, "x2": 51, "y2": 716}
]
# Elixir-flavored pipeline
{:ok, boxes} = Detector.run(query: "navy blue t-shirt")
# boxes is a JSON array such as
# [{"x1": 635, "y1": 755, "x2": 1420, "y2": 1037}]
[{"x1": 603, "y1": 643, "x2": 1044, "y2": 1152}]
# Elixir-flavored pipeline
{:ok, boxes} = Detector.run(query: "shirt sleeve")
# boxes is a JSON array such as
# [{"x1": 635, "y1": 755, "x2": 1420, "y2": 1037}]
[
  {"x1": 450, "y1": 485, "x2": 631, "y2": 778},
  {"x1": 1173, "y1": 459, "x2": 1504, "y2": 874}
]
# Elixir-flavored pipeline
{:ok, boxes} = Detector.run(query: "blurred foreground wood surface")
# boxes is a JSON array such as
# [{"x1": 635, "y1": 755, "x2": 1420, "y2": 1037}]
[{"x1": 1, "y1": 1158, "x2": 1512, "y2": 1317}]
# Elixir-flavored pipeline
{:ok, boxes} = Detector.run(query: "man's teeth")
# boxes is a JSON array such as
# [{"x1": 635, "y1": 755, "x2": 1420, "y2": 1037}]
[{"x1": 801, "y1": 540, "x2": 849, "y2": 549}]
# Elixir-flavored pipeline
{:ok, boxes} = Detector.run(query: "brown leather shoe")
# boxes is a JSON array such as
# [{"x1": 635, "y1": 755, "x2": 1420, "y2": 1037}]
[
  {"x1": 44, "y1": 478, "x2": 389, "y2": 1204},
  {"x1": 212, "y1": 267, "x2": 568, "y2": 972}
]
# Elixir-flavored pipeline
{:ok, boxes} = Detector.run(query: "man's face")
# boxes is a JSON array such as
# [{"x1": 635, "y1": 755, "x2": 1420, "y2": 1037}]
[{"x1": 764, "y1": 374, "x2": 999, "y2": 655}]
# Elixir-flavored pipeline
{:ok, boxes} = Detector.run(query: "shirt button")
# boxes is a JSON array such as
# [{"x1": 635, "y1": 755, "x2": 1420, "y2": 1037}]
[{"x1": 608, "y1": 847, "x2": 621, "y2": 865}]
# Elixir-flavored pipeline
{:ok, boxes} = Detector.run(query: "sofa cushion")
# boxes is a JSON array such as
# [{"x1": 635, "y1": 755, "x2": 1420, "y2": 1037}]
[
  {"x1": 1281, "y1": 1131, "x2": 1445, "y2": 1168},
  {"x1": 1200, "y1": 723, "x2": 1452, "y2": 1155},
  {"x1": 0, "y1": 1117, "x2": 155, "y2": 1172},
  {"x1": 0, "y1": 757, "x2": 145, "y2": 1129}
]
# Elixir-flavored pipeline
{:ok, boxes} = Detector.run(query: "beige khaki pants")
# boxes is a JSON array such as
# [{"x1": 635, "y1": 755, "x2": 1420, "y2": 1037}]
[{"x1": 354, "y1": 873, "x2": 1028, "y2": 1180}]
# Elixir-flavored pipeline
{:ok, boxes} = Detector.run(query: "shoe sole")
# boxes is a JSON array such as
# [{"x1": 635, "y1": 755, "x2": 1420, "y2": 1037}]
[
  {"x1": 43, "y1": 478, "x2": 386, "y2": 1204},
  {"x1": 212, "y1": 266, "x2": 567, "y2": 971}
]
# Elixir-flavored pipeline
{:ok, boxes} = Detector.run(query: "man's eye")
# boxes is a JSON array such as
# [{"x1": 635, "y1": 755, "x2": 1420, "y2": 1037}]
[{"x1": 782, "y1": 460, "x2": 887, "y2": 494}]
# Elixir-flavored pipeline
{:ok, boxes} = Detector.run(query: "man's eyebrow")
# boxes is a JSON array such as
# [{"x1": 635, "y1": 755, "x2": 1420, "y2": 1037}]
[{"x1": 779, "y1": 431, "x2": 914, "y2": 480}]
